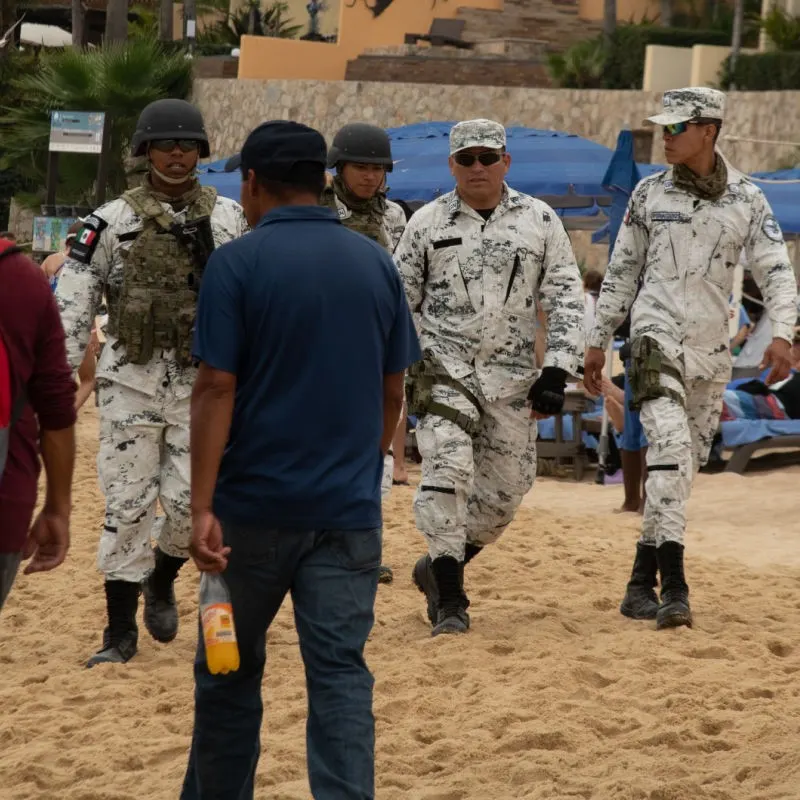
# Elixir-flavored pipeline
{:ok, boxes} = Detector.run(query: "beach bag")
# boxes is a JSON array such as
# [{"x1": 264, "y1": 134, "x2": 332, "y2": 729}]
[{"x1": 0, "y1": 240, "x2": 26, "y2": 482}]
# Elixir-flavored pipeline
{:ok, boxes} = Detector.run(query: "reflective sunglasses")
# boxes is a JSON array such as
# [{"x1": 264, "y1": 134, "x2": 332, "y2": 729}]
[
  {"x1": 150, "y1": 139, "x2": 200, "y2": 153},
  {"x1": 453, "y1": 151, "x2": 503, "y2": 167},
  {"x1": 663, "y1": 119, "x2": 718, "y2": 136}
]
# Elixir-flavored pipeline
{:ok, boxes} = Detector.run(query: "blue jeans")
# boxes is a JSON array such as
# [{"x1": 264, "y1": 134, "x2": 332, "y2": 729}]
[
  {"x1": 620, "y1": 360, "x2": 648, "y2": 452},
  {"x1": 181, "y1": 524, "x2": 381, "y2": 800}
]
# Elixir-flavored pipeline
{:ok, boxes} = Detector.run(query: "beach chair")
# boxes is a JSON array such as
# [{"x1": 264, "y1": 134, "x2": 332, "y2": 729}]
[{"x1": 404, "y1": 18, "x2": 474, "y2": 50}]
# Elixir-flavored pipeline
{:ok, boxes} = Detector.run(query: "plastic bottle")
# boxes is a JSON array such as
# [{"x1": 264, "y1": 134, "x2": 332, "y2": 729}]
[{"x1": 199, "y1": 572, "x2": 240, "y2": 675}]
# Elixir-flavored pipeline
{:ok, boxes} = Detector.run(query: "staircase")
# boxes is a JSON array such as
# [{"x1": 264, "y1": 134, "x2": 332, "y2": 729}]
[
  {"x1": 344, "y1": 0, "x2": 602, "y2": 89},
  {"x1": 456, "y1": 0, "x2": 602, "y2": 53}
]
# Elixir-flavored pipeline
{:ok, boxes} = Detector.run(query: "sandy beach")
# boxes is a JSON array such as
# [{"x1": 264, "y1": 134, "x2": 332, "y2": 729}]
[{"x1": 1, "y1": 401, "x2": 800, "y2": 800}]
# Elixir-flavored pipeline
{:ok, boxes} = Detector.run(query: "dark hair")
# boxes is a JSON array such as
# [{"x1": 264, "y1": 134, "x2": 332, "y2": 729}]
[
  {"x1": 244, "y1": 161, "x2": 326, "y2": 201},
  {"x1": 694, "y1": 118, "x2": 722, "y2": 144},
  {"x1": 582, "y1": 268, "x2": 604, "y2": 294}
]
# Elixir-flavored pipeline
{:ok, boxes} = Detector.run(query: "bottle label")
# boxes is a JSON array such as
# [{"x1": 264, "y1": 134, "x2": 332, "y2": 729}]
[{"x1": 201, "y1": 603, "x2": 238, "y2": 647}]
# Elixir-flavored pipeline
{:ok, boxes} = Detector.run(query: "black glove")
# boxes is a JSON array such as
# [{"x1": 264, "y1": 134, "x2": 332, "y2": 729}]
[
  {"x1": 528, "y1": 367, "x2": 568, "y2": 416},
  {"x1": 619, "y1": 340, "x2": 632, "y2": 362}
]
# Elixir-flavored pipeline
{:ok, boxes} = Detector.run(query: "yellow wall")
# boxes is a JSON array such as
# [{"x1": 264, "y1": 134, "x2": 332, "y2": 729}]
[
  {"x1": 579, "y1": 0, "x2": 660, "y2": 23},
  {"x1": 642, "y1": 45, "x2": 692, "y2": 91},
  {"x1": 579, "y1": 0, "x2": 700, "y2": 23},
  {"x1": 238, "y1": 0, "x2": 503, "y2": 81},
  {"x1": 643, "y1": 43, "x2": 761, "y2": 91}
]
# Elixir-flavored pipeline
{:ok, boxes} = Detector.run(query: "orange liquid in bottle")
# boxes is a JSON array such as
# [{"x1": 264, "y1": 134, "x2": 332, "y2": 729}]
[{"x1": 200, "y1": 574, "x2": 240, "y2": 675}]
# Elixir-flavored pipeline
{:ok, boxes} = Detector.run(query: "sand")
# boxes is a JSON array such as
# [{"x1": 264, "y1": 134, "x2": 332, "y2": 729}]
[{"x1": 2, "y1": 403, "x2": 800, "y2": 800}]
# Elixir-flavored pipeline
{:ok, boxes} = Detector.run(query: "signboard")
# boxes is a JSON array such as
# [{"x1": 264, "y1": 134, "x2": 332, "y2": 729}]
[
  {"x1": 49, "y1": 111, "x2": 105, "y2": 154},
  {"x1": 32, "y1": 216, "x2": 77, "y2": 253}
]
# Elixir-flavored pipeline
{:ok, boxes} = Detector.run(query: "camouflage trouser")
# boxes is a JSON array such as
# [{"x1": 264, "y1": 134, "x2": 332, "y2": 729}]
[
  {"x1": 413, "y1": 380, "x2": 537, "y2": 561},
  {"x1": 95, "y1": 378, "x2": 192, "y2": 583},
  {"x1": 639, "y1": 377, "x2": 726, "y2": 547},
  {"x1": 381, "y1": 453, "x2": 393, "y2": 499}
]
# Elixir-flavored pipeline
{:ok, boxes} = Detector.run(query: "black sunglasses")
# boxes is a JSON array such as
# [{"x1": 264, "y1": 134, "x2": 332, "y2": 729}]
[
  {"x1": 453, "y1": 151, "x2": 503, "y2": 167},
  {"x1": 150, "y1": 139, "x2": 200, "y2": 153}
]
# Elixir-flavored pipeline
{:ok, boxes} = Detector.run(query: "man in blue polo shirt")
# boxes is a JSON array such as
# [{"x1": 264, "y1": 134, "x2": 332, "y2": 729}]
[{"x1": 182, "y1": 120, "x2": 420, "y2": 800}]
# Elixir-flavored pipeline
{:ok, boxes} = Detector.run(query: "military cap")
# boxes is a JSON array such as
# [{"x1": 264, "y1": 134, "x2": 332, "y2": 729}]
[
  {"x1": 449, "y1": 119, "x2": 507, "y2": 155},
  {"x1": 646, "y1": 87, "x2": 726, "y2": 126},
  {"x1": 239, "y1": 120, "x2": 327, "y2": 180}
]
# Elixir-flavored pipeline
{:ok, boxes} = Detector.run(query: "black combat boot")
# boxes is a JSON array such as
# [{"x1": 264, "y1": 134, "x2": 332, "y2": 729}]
[
  {"x1": 619, "y1": 542, "x2": 660, "y2": 620},
  {"x1": 656, "y1": 542, "x2": 692, "y2": 630},
  {"x1": 143, "y1": 547, "x2": 187, "y2": 643},
  {"x1": 430, "y1": 556, "x2": 469, "y2": 636},
  {"x1": 378, "y1": 565, "x2": 394, "y2": 584},
  {"x1": 86, "y1": 581, "x2": 140, "y2": 667},
  {"x1": 413, "y1": 544, "x2": 481, "y2": 626}
]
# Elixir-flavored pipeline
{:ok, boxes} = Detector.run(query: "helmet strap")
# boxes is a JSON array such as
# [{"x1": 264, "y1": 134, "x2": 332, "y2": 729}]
[{"x1": 149, "y1": 163, "x2": 197, "y2": 186}]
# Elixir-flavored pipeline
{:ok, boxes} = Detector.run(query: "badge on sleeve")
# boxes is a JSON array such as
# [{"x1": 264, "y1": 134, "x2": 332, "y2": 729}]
[
  {"x1": 68, "y1": 214, "x2": 108, "y2": 264},
  {"x1": 762, "y1": 214, "x2": 782, "y2": 243}
]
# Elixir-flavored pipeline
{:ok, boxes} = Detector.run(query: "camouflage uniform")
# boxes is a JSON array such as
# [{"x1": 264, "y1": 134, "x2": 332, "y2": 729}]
[
  {"x1": 56, "y1": 185, "x2": 248, "y2": 583},
  {"x1": 396, "y1": 120, "x2": 585, "y2": 565},
  {"x1": 322, "y1": 185, "x2": 406, "y2": 253},
  {"x1": 589, "y1": 91, "x2": 797, "y2": 551}
]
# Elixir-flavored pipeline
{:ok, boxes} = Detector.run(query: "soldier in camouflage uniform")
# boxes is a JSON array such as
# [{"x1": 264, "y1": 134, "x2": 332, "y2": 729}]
[
  {"x1": 322, "y1": 122, "x2": 408, "y2": 584},
  {"x1": 56, "y1": 99, "x2": 248, "y2": 666},
  {"x1": 395, "y1": 119, "x2": 585, "y2": 636},
  {"x1": 585, "y1": 88, "x2": 797, "y2": 630}
]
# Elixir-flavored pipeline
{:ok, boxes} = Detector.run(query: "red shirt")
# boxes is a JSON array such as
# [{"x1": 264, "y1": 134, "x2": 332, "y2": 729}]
[{"x1": 0, "y1": 245, "x2": 77, "y2": 553}]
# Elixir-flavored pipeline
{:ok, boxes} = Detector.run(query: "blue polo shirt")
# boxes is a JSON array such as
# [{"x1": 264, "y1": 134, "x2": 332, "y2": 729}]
[{"x1": 193, "y1": 205, "x2": 420, "y2": 530}]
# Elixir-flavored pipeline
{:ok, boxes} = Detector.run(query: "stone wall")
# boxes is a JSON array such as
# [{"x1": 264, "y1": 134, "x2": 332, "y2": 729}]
[
  {"x1": 193, "y1": 79, "x2": 800, "y2": 176},
  {"x1": 193, "y1": 79, "x2": 800, "y2": 270},
  {"x1": 344, "y1": 55, "x2": 550, "y2": 88}
]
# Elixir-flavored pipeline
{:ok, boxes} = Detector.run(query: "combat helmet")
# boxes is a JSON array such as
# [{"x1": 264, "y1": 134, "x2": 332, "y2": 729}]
[
  {"x1": 131, "y1": 99, "x2": 210, "y2": 158},
  {"x1": 327, "y1": 123, "x2": 393, "y2": 172}
]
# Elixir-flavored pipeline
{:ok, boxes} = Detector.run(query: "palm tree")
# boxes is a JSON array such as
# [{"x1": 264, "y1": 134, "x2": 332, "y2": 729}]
[
  {"x1": 660, "y1": 0, "x2": 672, "y2": 26},
  {"x1": 72, "y1": 0, "x2": 86, "y2": 47},
  {"x1": 0, "y1": 38, "x2": 193, "y2": 205},
  {"x1": 729, "y1": 0, "x2": 744, "y2": 88},
  {"x1": 160, "y1": 0, "x2": 173, "y2": 40},
  {"x1": 603, "y1": 0, "x2": 616, "y2": 38},
  {"x1": 105, "y1": 0, "x2": 129, "y2": 42}
]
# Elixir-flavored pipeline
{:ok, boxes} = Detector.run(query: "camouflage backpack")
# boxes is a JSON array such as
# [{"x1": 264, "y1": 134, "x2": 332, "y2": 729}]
[{"x1": 107, "y1": 185, "x2": 217, "y2": 367}]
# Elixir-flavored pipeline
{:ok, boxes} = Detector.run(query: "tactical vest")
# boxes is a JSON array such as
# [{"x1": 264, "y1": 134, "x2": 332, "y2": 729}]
[{"x1": 107, "y1": 185, "x2": 217, "y2": 368}]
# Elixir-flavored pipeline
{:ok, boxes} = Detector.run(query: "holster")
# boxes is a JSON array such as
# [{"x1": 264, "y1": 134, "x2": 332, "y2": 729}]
[
  {"x1": 628, "y1": 336, "x2": 685, "y2": 411},
  {"x1": 406, "y1": 358, "x2": 482, "y2": 436}
]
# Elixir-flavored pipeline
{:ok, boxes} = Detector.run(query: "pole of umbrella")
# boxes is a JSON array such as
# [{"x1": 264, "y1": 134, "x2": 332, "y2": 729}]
[{"x1": 594, "y1": 340, "x2": 615, "y2": 484}]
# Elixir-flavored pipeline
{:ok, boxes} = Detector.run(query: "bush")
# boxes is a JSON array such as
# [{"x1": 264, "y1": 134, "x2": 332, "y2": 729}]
[
  {"x1": 760, "y1": 7, "x2": 800, "y2": 51},
  {"x1": 603, "y1": 25, "x2": 736, "y2": 89},
  {"x1": 550, "y1": 25, "x2": 741, "y2": 90},
  {"x1": 720, "y1": 51, "x2": 800, "y2": 90},
  {"x1": 0, "y1": 38, "x2": 193, "y2": 208},
  {"x1": 547, "y1": 38, "x2": 608, "y2": 89}
]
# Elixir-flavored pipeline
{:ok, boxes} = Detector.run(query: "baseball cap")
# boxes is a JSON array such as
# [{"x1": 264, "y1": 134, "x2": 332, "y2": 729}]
[
  {"x1": 449, "y1": 119, "x2": 507, "y2": 155},
  {"x1": 646, "y1": 87, "x2": 726, "y2": 126},
  {"x1": 238, "y1": 120, "x2": 328, "y2": 180}
]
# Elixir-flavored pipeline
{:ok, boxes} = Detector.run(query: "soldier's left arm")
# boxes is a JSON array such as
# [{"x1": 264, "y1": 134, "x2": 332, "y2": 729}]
[
  {"x1": 55, "y1": 217, "x2": 113, "y2": 372},
  {"x1": 536, "y1": 213, "x2": 586, "y2": 377},
  {"x1": 387, "y1": 203, "x2": 407, "y2": 253},
  {"x1": 744, "y1": 192, "x2": 798, "y2": 344}
]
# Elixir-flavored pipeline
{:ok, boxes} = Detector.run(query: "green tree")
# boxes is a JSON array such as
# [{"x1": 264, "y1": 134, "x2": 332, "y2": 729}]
[
  {"x1": 197, "y1": 0, "x2": 302, "y2": 46},
  {"x1": 0, "y1": 37, "x2": 193, "y2": 207}
]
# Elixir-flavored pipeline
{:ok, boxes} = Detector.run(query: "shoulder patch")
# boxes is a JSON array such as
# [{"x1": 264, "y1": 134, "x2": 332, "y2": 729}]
[
  {"x1": 68, "y1": 215, "x2": 108, "y2": 264},
  {"x1": 663, "y1": 179, "x2": 674, "y2": 190},
  {"x1": 762, "y1": 214, "x2": 783, "y2": 243},
  {"x1": 542, "y1": 211, "x2": 551, "y2": 223}
]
